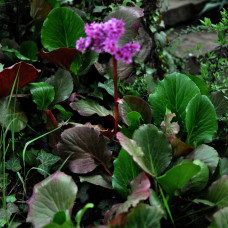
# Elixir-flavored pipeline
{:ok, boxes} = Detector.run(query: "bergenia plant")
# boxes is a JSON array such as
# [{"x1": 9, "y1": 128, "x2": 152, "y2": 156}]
[{"x1": 76, "y1": 18, "x2": 140, "y2": 133}]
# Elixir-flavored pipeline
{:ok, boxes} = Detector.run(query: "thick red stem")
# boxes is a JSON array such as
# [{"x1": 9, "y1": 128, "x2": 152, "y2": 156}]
[{"x1": 112, "y1": 56, "x2": 119, "y2": 134}]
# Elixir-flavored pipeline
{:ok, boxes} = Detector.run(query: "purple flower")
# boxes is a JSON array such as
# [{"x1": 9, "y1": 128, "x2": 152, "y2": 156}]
[{"x1": 76, "y1": 18, "x2": 140, "y2": 64}]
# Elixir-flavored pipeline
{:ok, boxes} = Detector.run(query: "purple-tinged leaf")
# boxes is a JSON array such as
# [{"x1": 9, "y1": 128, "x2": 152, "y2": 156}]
[
  {"x1": 79, "y1": 174, "x2": 112, "y2": 189},
  {"x1": 57, "y1": 126, "x2": 112, "y2": 175},
  {"x1": 37, "y1": 48, "x2": 78, "y2": 71},
  {"x1": 104, "y1": 172, "x2": 150, "y2": 223},
  {"x1": 118, "y1": 95, "x2": 152, "y2": 126},
  {"x1": 105, "y1": 6, "x2": 144, "y2": 46},
  {"x1": 26, "y1": 171, "x2": 77, "y2": 228},
  {"x1": 209, "y1": 207, "x2": 228, "y2": 228}
]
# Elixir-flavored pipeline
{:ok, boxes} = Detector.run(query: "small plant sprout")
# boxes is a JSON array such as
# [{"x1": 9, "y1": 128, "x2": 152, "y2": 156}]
[{"x1": 76, "y1": 18, "x2": 140, "y2": 133}]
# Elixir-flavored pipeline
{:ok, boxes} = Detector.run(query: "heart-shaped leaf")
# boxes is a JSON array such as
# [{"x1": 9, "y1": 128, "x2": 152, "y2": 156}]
[
  {"x1": 185, "y1": 94, "x2": 218, "y2": 147},
  {"x1": 112, "y1": 149, "x2": 141, "y2": 198},
  {"x1": 46, "y1": 68, "x2": 73, "y2": 105},
  {"x1": 123, "y1": 204, "x2": 163, "y2": 228},
  {"x1": 206, "y1": 175, "x2": 228, "y2": 209},
  {"x1": 37, "y1": 48, "x2": 78, "y2": 71},
  {"x1": 26, "y1": 171, "x2": 78, "y2": 228},
  {"x1": 70, "y1": 99, "x2": 114, "y2": 117},
  {"x1": 149, "y1": 73, "x2": 200, "y2": 126},
  {"x1": 119, "y1": 95, "x2": 152, "y2": 125},
  {"x1": 0, "y1": 97, "x2": 28, "y2": 132},
  {"x1": 0, "y1": 62, "x2": 40, "y2": 98},
  {"x1": 41, "y1": 7, "x2": 85, "y2": 51},
  {"x1": 117, "y1": 124, "x2": 172, "y2": 177},
  {"x1": 156, "y1": 163, "x2": 200, "y2": 196},
  {"x1": 210, "y1": 91, "x2": 228, "y2": 118},
  {"x1": 186, "y1": 144, "x2": 219, "y2": 174},
  {"x1": 57, "y1": 126, "x2": 112, "y2": 174},
  {"x1": 105, "y1": 6, "x2": 144, "y2": 46},
  {"x1": 30, "y1": 82, "x2": 55, "y2": 110},
  {"x1": 104, "y1": 172, "x2": 150, "y2": 223},
  {"x1": 209, "y1": 207, "x2": 228, "y2": 228}
]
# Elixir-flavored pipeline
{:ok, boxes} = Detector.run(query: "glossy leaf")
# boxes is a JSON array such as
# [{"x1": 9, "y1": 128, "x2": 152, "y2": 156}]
[
  {"x1": 0, "y1": 97, "x2": 28, "y2": 132},
  {"x1": 30, "y1": 82, "x2": 55, "y2": 110},
  {"x1": 57, "y1": 126, "x2": 112, "y2": 174},
  {"x1": 209, "y1": 207, "x2": 228, "y2": 228},
  {"x1": 19, "y1": 41, "x2": 38, "y2": 61},
  {"x1": 186, "y1": 144, "x2": 219, "y2": 174},
  {"x1": 105, "y1": 6, "x2": 144, "y2": 46},
  {"x1": 112, "y1": 149, "x2": 141, "y2": 198},
  {"x1": 133, "y1": 124, "x2": 172, "y2": 176},
  {"x1": 117, "y1": 124, "x2": 172, "y2": 177},
  {"x1": 149, "y1": 73, "x2": 200, "y2": 126},
  {"x1": 104, "y1": 172, "x2": 150, "y2": 223},
  {"x1": 185, "y1": 94, "x2": 218, "y2": 147},
  {"x1": 70, "y1": 99, "x2": 114, "y2": 117},
  {"x1": 123, "y1": 204, "x2": 163, "y2": 228},
  {"x1": 119, "y1": 95, "x2": 152, "y2": 125},
  {"x1": 26, "y1": 171, "x2": 78, "y2": 228},
  {"x1": 46, "y1": 68, "x2": 73, "y2": 105},
  {"x1": 0, "y1": 62, "x2": 40, "y2": 98},
  {"x1": 37, "y1": 48, "x2": 78, "y2": 71},
  {"x1": 210, "y1": 91, "x2": 228, "y2": 118},
  {"x1": 156, "y1": 163, "x2": 200, "y2": 196},
  {"x1": 206, "y1": 175, "x2": 228, "y2": 209},
  {"x1": 41, "y1": 7, "x2": 85, "y2": 51}
]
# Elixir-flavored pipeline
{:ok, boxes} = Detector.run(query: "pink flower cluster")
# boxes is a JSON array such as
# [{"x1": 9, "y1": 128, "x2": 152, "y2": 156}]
[{"x1": 76, "y1": 18, "x2": 140, "y2": 64}]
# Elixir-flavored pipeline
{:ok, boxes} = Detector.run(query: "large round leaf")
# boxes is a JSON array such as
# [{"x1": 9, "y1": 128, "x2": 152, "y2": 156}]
[
  {"x1": 26, "y1": 171, "x2": 78, "y2": 228},
  {"x1": 117, "y1": 124, "x2": 172, "y2": 177},
  {"x1": 30, "y1": 82, "x2": 55, "y2": 110},
  {"x1": 0, "y1": 97, "x2": 27, "y2": 132},
  {"x1": 186, "y1": 144, "x2": 219, "y2": 174},
  {"x1": 206, "y1": 175, "x2": 228, "y2": 209},
  {"x1": 46, "y1": 68, "x2": 73, "y2": 105},
  {"x1": 209, "y1": 207, "x2": 228, "y2": 228},
  {"x1": 124, "y1": 204, "x2": 163, "y2": 228},
  {"x1": 149, "y1": 73, "x2": 200, "y2": 126},
  {"x1": 119, "y1": 95, "x2": 152, "y2": 126},
  {"x1": 185, "y1": 94, "x2": 218, "y2": 147},
  {"x1": 112, "y1": 149, "x2": 141, "y2": 198},
  {"x1": 41, "y1": 7, "x2": 85, "y2": 51},
  {"x1": 156, "y1": 163, "x2": 200, "y2": 196}
]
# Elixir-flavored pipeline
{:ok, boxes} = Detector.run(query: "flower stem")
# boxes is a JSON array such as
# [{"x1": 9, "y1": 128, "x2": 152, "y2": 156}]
[{"x1": 112, "y1": 56, "x2": 119, "y2": 134}]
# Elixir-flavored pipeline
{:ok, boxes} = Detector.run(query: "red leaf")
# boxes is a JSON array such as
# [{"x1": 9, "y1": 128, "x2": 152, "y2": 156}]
[
  {"x1": 37, "y1": 48, "x2": 78, "y2": 70},
  {"x1": 0, "y1": 62, "x2": 40, "y2": 98}
]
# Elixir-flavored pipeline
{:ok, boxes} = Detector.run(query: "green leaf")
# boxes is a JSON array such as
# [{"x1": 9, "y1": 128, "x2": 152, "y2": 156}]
[
  {"x1": 46, "y1": 68, "x2": 73, "y2": 105},
  {"x1": 70, "y1": 53, "x2": 82, "y2": 75},
  {"x1": 156, "y1": 163, "x2": 200, "y2": 196},
  {"x1": 210, "y1": 91, "x2": 228, "y2": 118},
  {"x1": 19, "y1": 41, "x2": 38, "y2": 62},
  {"x1": 26, "y1": 171, "x2": 78, "y2": 228},
  {"x1": 0, "y1": 97, "x2": 28, "y2": 132},
  {"x1": 112, "y1": 149, "x2": 141, "y2": 198},
  {"x1": 53, "y1": 211, "x2": 66, "y2": 225},
  {"x1": 187, "y1": 75, "x2": 210, "y2": 97},
  {"x1": 23, "y1": 148, "x2": 39, "y2": 166},
  {"x1": 70, "y1": 99, "x2": 114, "y2": 117},
  {"x1": 183, "y1": 160, "x2": 209, "y2": 192},
  {"x1": 149, "y1": 73, "x2": 200, "y2": 126},
  {"x1": 30, "y1": 82, "x2": 55, "y2": 110},
  {"x1": 221, "y1": 158, "x2": 228, "y2": 176},
  {"x1": 43, "y1": 220, "x2": 75, "y2": 228},
  {"x1": 124, "y1": 204, "x2": 163, "y2": 228},
  {"x1": 185, "y1": 94, "x2": 218, "y2": 147},
  {"x1": 78, "y1": 50, "x2": 99, "y2": 76},
  {"x1": 37, "y1": 150, "x2": 60, "y2": 176},
  {"x1": 186, "y1": 144, "x2": 219, "y2": 174},
  {"x1": 121, "y1": 111, "x2": 142, "y2": 138},
  {"x1": 119, "y1": 95, "x2": 152, "y2": 126},
  {"x1": 117, "y1": 124, "x2": 172, "y2": 177},
  {"x1": 206, "y1": 175, "x2": 228, "y2": 209},
  {"x1": 209, "y1": 207, "x2": 228, "y2": 228},
  {"x1": 98, "y1": 79, "x2": 114, "y2": 97},
  {"x1": 54, "y1": 104, "x2": 73, "y2": 119},
  {"x1": 6, "y1": 194, "x2": 16, "y2": 203},
  {"x1": 6, "y1": 157, "x2": 21, "y2": 172},
  {"x1": 75, "y1": 203, "x2": 94, "y2": 228},
  {"x1": 41, "y1": 7, "x2": 85, "y2": 51}
]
